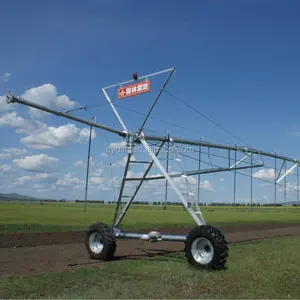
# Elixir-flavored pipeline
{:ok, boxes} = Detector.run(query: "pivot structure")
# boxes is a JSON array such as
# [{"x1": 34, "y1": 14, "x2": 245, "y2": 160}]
[{"x1": 6, "y1": 67, "x2": 300, "y2": 270}]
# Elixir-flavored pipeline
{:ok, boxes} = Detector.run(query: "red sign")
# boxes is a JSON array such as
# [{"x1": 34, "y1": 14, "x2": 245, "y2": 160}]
[{"x1": 118, "y1": 80, "x2": 151, "y2": 99}]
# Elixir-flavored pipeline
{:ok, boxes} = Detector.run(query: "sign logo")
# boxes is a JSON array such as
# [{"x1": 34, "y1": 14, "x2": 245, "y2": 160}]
[{"x1": 118, "y1": 80, "x2": 151, "y2": 99}]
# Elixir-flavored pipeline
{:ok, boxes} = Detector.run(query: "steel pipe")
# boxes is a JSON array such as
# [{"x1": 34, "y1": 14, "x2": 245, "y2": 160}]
[
  {"x1": 7, "y1": 92, "x2": 300, "y2": 164},
  {"x1": 115, "y1": 232, "x2": 187, "y2": 242}
]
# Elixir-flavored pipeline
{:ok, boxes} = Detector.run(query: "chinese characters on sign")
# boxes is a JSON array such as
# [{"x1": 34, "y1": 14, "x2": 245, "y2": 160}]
[{"x1": 118, "y1": 80, "x2": 151, "y2": 99}]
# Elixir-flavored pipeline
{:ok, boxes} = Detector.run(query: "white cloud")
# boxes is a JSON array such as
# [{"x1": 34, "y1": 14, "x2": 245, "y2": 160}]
[
  {"x1": 170, "y1": 174, "x2": 198, "y2": 186},
  {"x1": 0, "y1": 112, "x2": 95, "y2": 150},
  {"x1": 15, "y1": 175, "x2": 33, "y2": 184},
  {"x1": 1, "y1": 72, "x2": 11, "y2": 83},
  {"x1": 88, "y1": 156, "x2": 95, "y2": 168},
  {"x1": 0, "y1": 164, "x2": 12, "y2": 173},
  {"x1": 100, "y1": 152, "x2": 108, "y2": 158},
  {"x1": 20, "y1": 123, "x2": 96, "y2": 149},
  {"x1": 200, "y1": 179, "x2": 214, "y2": 191},
  {"x1": 21, "y1": 84, "x2": 77, "y2": 118},
  {"x1": 78, "y1": 127, "x2": 96, "y2": 143},
  {"x1": 117, "y1": 155, "x2": 128, "y2": 167},
  {"x1": 116, "y1": 155, "x2": 136, "y2": 167},
  {"x1": 253, "y1": 168, "x2": 275, "y2": 180},
  {"x1": 13, "y1": 154, "x2": 58, "y2": 172},
  {"x1": 15, "y1": 173, "x2": 56, "y2": 185},
  {"x1": 73, "y1": 160, "x2": 85, "y2": 168},
  {"x1": 172, "y1": 175, "x2": 214, "y2": 191},
  {"x1": 278, "y1": 182, "x2": 300, "y2": 193},
  {"x1": 89, "y1": 177, "x2": 104, "y2": 184},
  {"x1": 109, "y1": 141, "x2": 126, "y2": 149},
  {"x1": 93, "y1": 168, "x2": 103, "y2": 176},
  {"x1": 56, "y1": 173, "x2": 82, "y2": 188},
  {"x1": 0, "y1": 95, "x2": 17, "y2": 112},
  {"x1": 3, "y1": 148, "x2": 27, "y2": 155},
  {"x1": 0, "y1": 153, "x2": 11, "y2": 159},
  {"x1": 107, "y1": 141, "x2": 128, "y2": 155},
  {"x1": 0, "y1": 112, "x2": 39, "y2": 134},
  {"x1": 127, "y1": 170, "x2": 144, "y2": 178}
]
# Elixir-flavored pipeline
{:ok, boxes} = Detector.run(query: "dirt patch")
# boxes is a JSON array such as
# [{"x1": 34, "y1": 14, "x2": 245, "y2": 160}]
[
  {"x1": 0, "y1": 223, "x2": 300, "y2": 277},
  {"x1": 0, "y1": 231, "x2": 85, "y2": 248},
  {"x1": 1, "y1": 222, "x2": 299, "y2": 248}
]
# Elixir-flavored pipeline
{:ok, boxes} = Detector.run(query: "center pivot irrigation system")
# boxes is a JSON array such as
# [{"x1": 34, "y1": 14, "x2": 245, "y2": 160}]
[{"x1": 6, "y1": 68, "x2": 300, "y2": 270}]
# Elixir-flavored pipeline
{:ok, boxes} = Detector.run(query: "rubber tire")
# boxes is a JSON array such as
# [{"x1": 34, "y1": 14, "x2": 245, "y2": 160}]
[
  {"x1": 184, "y1": 225, "x2": 228, "y2": 270},
  {"x1": 85, "y1": 222, "x2": 116, "y2": 260}
]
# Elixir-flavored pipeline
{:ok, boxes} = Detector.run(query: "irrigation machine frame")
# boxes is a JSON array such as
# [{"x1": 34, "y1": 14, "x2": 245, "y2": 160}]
[{"x1": 6, "y1": 67, "x2": 300, "y2": 270}]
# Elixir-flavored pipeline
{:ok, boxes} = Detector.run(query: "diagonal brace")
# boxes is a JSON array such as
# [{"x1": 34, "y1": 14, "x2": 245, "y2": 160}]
[
  {"x1": 230, "y1": 153, "x2": 252, "y2": 169},
  {"x1": 276, "y1": 160, "x2": 286, "y2": 182},
  {"x1": 102, "y1": 89, "x2": 128, "y2": 133},
  {"x1": 276, "y1": 163, "x2": 298, "y2": 184},
  {"x1": 139, "y1": 135, "x2": 205, "y2": 226},
  {"x1": 113, "y1": 141, "x2": 165, "y2": 228}
]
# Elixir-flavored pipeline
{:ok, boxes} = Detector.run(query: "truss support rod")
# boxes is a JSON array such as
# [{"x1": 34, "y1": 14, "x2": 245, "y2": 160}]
[
  {"x1": 102, "y1": 68, "x2": 175, "y2": 90},
  {"x1": 125, "y1": 164, "x2": 263, "y2": 181},
  {"x1": 276, "y1": 163, "x2": 298, "y2": 184},
  {"x1": 230, "y1": 153, "x2": 252, "y2": 169},
  {"x1": 164, "y1": 133, "x2": 170, "y2": 210},
  {"x1": 138, "y1": 68, "x2": 176, "y2": 135},
  {"x1": 114, "y1": 141, "x2": 165, "y2": 228},
  {"x1": 7, "y1": 92, "x2": 300, "y2": 165},
  {"x1": 84, "y1": 116, "x2": 96, "y2": 212},
  {"x1": 234, "y1": 146, "x2": 237, "y2": 205},
  {"x1": 274, "y1": 153, "x2": 277, "y2": 205},
  {"x1": 102, "y1": 89, "x2": 128, "y2": 133},
  {"x1": 197, "y1": 145, "x2": 201, "y2": 206},
  {"x1": 250, "y1": 154, "x2": 253, "y2": 212},
  {"x1": 284, "y1": 162, "x2": 287, "y2": 212},
  {"x1": 297, "y1": 165, "x2": 299, "y2": 205},
  {"x1": 139, "y1": 136, "x2": 205, "y2": 226},
  {"x1": 112, "y1": 152, "x2": 132, "y2": 226}
]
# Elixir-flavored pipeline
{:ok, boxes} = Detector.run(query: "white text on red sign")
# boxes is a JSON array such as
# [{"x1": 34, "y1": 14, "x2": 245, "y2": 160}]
[{"x1": 118, "y1": 80, "x2": 151, "y2": 99}]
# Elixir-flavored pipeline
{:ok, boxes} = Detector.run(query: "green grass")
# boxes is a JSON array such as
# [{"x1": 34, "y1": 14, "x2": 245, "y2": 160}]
[
  {"x1": 1, "y1": 202, "x2": 300, "y2": 233},
  {"x1": 1, "y1": 236, "x2": 300, "y2": 299}
]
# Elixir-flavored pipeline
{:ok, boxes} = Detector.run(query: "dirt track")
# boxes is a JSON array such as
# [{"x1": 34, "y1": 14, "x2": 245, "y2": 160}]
[{"x1": 1, "y1": 223, "x2": 300, "y2": 277}]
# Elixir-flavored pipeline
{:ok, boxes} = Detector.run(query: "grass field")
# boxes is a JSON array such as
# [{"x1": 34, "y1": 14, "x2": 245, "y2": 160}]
[
  {"x1": 1, "y1": 236, "x2": 299, "y2": 299},
  {"x1": 1, "y1": 202, "x2": 300, "y2": 233}
]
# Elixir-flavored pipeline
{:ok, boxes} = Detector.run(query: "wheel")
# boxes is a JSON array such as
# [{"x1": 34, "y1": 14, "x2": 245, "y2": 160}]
[
  {"x1": 184, "y1": 225, "x2": 228, "y2": 270},
  {"x1": 85, "y1": 222, "x2": 116, "y2": 260}
]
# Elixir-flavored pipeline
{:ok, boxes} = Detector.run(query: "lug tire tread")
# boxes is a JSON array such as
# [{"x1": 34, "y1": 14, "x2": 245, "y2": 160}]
[{"x1": 184, "y1": 225, "x2": 229, "y2": 270}]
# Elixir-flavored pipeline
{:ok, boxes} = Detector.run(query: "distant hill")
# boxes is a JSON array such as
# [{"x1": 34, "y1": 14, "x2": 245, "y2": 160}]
[
  {"x1": 0, "y1": 193, "x2": 39, "y2": 200},
  {"x1": 0, "y1": 193, "x2": 57, "y2": 202},
  {"x1": 0, "y1": 193, "x2": 76, "y2": 202}
]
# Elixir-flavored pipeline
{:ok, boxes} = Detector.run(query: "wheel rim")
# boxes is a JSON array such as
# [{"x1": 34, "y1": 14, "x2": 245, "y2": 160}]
[
  {"x1": 89, "y1": 232, "x2": 104, "y2": 254},
  {"x1": 191, "y1": 237, "x2": 214, "y2": 264}
]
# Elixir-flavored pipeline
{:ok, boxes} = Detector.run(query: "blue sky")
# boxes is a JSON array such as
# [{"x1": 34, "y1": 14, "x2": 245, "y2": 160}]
[{"x1": 1, "y1": 0, "x2": 300, "y2": 204}]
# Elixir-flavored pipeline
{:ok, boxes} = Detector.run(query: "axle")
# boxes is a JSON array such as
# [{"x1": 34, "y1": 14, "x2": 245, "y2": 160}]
[{"x1": 114, "y1": 231, "x2": 187, "y2": 242}]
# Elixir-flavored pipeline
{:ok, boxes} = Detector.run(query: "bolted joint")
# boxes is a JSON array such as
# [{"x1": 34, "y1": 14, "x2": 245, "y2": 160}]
[
  {"x1": 6, "y1": 91, "x2": 15, "y2": 104},
  {"x1": 126, "y1": 133, "x2": 135, "y2": 154},
  {"x1": 148, "y1": 231, "x2": 162, "y2": 242}
]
